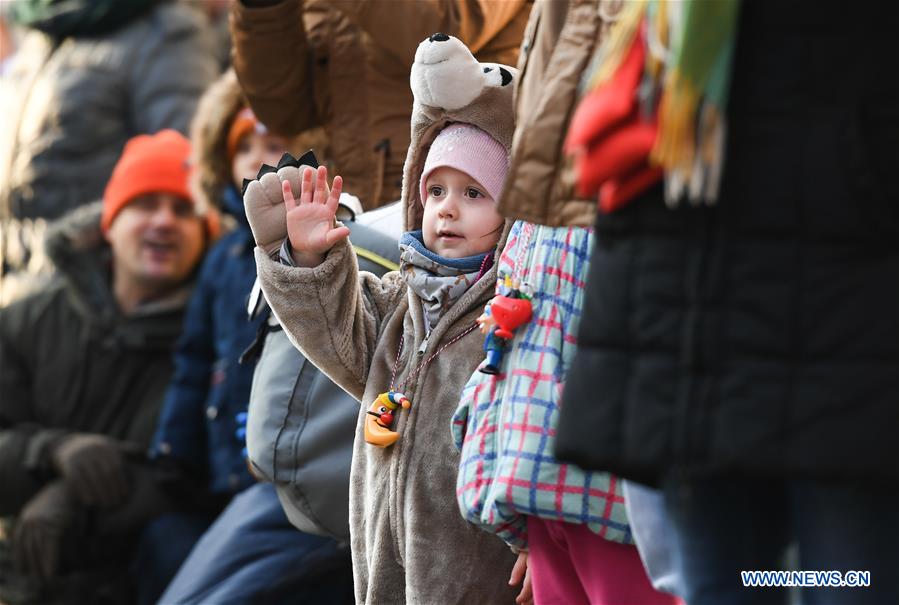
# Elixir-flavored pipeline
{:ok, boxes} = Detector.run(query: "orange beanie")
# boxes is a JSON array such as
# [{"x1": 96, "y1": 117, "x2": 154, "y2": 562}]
[
  {"x1": 101, "y1": 130, "x2": 218, "y2": 236},
  {"x1": 226, "y1": 107, "x2": 267, "y2": 163}
]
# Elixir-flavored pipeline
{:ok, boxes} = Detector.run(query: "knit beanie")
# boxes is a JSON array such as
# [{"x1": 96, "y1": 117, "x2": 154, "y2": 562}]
[
  {"x1": 419, "y1": 123, "x2": 508, "y2": 206},
  {"x1": 101, "y1": 130, "x2": 218, "y2": 236},
  {"x1": 226, "y1": 107, "x2": 268, "y2": 163}
]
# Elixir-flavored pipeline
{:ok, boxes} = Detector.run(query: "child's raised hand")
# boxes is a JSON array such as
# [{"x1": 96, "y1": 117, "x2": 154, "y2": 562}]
[{"x1": 284, "y1": 166, "x2": 351, "y2": 266}]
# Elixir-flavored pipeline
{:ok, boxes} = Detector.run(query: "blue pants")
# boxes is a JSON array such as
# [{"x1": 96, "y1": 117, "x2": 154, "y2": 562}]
[
  {"x1": 135, "y1": 512, "x2": 215, "y2": 605},
  {"x1": 661, "y1": 476, "x2": 899, "y2": 605},
  {"x1": 156, "y1": 482, "x2": 351, "y2": 605}
]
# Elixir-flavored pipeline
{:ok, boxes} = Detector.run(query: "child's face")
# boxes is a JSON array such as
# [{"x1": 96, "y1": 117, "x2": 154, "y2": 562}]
[
  {"x1": 422, "y1": 166, "x2": 504, "y2": 259},
  {"x1": 231, "y1": 132, "x2": 291, "y2": 190}
]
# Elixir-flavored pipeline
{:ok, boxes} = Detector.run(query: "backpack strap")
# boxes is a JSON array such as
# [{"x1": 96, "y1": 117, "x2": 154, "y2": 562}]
[{"x1": 346, "y1": 220, "x2": 400, "y2": 275}]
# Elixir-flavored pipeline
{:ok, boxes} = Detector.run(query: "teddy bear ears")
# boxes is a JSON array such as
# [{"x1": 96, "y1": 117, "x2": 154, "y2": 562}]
[{"x1": 410, "y1": 33, "x2": 518, "y2": 111}]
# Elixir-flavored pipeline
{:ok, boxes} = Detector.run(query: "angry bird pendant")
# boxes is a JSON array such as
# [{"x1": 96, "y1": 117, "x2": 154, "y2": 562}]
[
  {"x1": 364, "y1": 391, "x2": 411, "y2": 448},
  {"x1": 478, "y1": 275, "x2": 533, "y2": 375},
  {"x1": 489, "y1": 293, "x2": 533, "y2": 339}
]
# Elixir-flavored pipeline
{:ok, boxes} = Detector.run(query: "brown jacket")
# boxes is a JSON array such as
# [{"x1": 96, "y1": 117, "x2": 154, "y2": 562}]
[
  {"x1": 252, "y1": 35, "x2": 521, "y2": 603},
  {"x1": 230, "y1": 0, "x2": 530, "y2": 209},
  {"x1": 498, "y1": 0, "x2": 622, "y2": 226}
]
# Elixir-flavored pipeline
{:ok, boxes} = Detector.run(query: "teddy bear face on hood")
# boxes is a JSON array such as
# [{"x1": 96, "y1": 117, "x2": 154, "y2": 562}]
[{"x1": 403, "y1": 33, "x2": 518, "y2": 233}]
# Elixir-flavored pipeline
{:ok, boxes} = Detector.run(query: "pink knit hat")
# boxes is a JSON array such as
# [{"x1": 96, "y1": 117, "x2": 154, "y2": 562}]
[{"x1": 419, "y1": 123, "x2": 509, "y2": 205}]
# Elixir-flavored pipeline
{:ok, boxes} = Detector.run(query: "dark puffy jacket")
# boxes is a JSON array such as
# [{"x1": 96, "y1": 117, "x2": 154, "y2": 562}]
[
  {"x1": 150, "y1": 187, "x2": 263, "y2": 495},
  {"x1": 0, "y1": 1, "x2": 217, "y2": 222},
  {"x1": 0, "y1": 203, "x2": 190, "y2": 515},
  {"x1": 556, "y1": 1, "x2": 899, "y2": 486},
  {"x1": 0, "y1": 204, "x2": 193, "y2": 605}
]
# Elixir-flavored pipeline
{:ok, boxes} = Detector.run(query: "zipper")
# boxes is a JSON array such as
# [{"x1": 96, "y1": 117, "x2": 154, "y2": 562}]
[
  {"x1": 393, "y1": 336, "x2": 431, "y2": 565},
  {"x1": 416, "y1": 334, "x2": 429, "y2": 356},
  {"x1": 390, "y1": 314, "x2": 426, "y2": 567}
]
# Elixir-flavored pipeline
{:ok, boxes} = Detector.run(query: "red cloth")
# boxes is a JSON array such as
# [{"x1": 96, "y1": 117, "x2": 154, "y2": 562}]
[
  {"x1": 527, "y1": 516, "x2": 681, "y2": 605},
  {"x1": 565, "y1": 26, "x2": 661, "y2": 213}
]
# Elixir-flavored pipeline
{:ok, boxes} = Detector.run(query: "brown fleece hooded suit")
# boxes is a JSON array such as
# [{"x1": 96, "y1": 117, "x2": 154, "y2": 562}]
[{"x1": 249, "y1": 35, "x2": 519, "y2": 604}]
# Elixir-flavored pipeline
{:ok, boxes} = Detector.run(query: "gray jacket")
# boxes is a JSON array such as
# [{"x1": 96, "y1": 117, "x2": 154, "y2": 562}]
[{"x1": 0, "y1": 1, "x2": 218, "y2": 222}]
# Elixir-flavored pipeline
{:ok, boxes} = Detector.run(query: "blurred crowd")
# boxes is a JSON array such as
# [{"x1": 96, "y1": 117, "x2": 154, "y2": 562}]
[{"x1": 0, "y1": 1, "x2": 895, "y2": 605}]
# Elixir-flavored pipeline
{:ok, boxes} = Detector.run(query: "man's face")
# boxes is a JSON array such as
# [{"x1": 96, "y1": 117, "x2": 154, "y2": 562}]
[
  {"x1": 422, "y1": 166, "x2": 504, "y2": 258},
  {"x1": 105, "y1": 193, "x2": 205, "y2": 295}
]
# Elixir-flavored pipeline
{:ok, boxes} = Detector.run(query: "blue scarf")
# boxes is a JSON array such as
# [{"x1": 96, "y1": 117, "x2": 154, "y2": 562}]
[{"x1": 398, "y1": 231, "x2": 492, "y2": 330}]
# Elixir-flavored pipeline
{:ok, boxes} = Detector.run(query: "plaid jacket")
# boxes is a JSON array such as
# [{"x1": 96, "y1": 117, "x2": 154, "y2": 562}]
[{"x1": 452, "y1": 221, "x2": 632, "y2": 549}]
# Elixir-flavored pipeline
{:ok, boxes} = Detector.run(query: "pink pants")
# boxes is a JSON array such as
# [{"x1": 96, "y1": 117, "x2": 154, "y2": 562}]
[{"x1": 527, "y1": 517, "x2": 681, "y2": 605}]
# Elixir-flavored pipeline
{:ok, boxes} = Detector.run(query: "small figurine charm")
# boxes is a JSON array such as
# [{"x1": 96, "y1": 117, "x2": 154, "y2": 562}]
[
  {"x1": 477, "y1": 275, "x2": 533, "y2": 375},
  {"x1": 364, "y1": 391, "x2": 411, "y2": 448},
  {"x1": 477, "y1": 302, "x2": 503, "y2": 374}
]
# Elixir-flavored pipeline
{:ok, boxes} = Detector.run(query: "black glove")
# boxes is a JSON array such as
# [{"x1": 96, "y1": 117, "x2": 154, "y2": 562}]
[
  {"x1": 50, "y1": 433, "x2": 137, "y2": 507},
  {"x1": 12, "y1": 481, "x2": 78, "y2": 580},
  {"x1": 95, "y1": 464, "x2": 174, "y2": 538}
]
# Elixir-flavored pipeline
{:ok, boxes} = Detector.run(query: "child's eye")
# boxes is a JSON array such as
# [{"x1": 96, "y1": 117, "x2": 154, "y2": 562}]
[
  {"x1": 465, "y1": 187, "x2": 484, "y2": 199},
  {"x1": 428, "y1": 185, "x2": 444, "y2": 197}
]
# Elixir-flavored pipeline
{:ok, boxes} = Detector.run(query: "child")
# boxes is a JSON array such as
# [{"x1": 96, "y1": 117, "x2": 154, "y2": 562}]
[
  {"x1": 141, "y1": 70, "x2": 342, "y2": 605},
  {"x1": 148, "y1": 69, "x2": 292, "y2": 529},
  {"x1": 246, "y1": 36, "x2": 522, "y2": 603},
  {"x1": 452, "y1": 220, "x2": 681, "y2": 604}
]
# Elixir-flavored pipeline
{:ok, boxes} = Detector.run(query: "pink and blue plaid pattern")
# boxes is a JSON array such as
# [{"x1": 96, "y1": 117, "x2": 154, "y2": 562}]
[{"x1": 452, "y1": 221, "x2": 632, "y2": 550}]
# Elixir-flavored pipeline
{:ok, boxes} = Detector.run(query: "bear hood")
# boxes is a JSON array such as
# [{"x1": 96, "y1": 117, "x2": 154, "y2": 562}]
[{"x1": 402, "y1": 34, "x2": 518, "y2": 233}]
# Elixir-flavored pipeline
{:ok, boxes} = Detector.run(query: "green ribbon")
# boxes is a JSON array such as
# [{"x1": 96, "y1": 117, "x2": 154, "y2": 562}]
[{"x1": 670, "y1": 0, "x2": 741, "y2": 109}]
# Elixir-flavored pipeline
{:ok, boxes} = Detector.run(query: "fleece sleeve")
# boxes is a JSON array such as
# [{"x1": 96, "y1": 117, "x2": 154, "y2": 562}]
[{"x1": 254, "y1": 238, "x2": 406, "y2": 401}]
